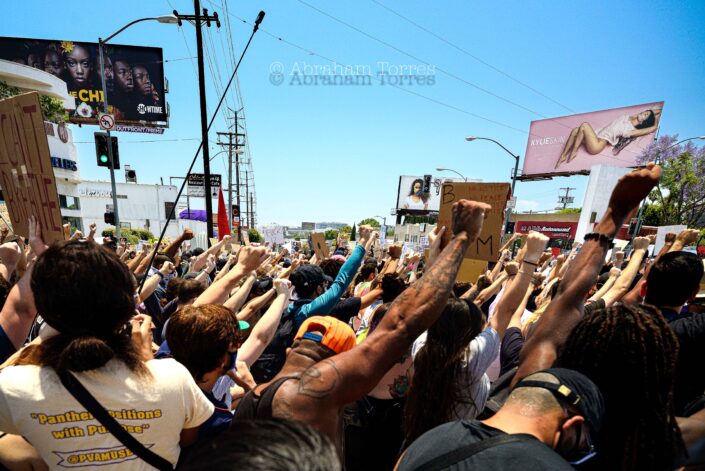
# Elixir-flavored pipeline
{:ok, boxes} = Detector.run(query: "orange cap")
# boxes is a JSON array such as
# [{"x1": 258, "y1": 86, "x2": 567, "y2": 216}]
[{"x1": 294, "y1": 316, "x2": 357, "y2": 354}]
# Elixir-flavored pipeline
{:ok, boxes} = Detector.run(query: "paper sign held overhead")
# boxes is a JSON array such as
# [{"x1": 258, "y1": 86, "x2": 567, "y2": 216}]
[
  {"x1": 437, "y1": 182, "x2": 511, "y2": 262},
  {"x1": 0, "y1": 92, "x2": 63, "y2": 244},
  {"x1": 311, "y1": 232, "x2": 330, "y2": 260}
]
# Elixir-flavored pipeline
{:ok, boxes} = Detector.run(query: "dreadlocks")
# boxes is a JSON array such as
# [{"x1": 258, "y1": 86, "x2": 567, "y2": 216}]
[
  {"x1": 556, "y1": 303, "x2": 683, "y2": 471},
  {"x1": 402, "y1": 298, "x2": 483, "y2": 444}
]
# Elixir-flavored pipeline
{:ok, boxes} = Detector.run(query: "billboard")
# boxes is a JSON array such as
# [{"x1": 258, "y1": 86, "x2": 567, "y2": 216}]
[
  {"x1": 396, "y1": 175, "x2": 443, "y2": 214},
  {"x1": 301, "y1": 222, "x2": 315, "y2": 231},
  {"x1": 0, "y1": 36, "x2": 167, "y2": 127},
  {"x1": 522, "y1": 102, "x2": 664, "y2": 178},
  {"x1": 515, "y1": 221, "x2": 577, "y2": 239}
]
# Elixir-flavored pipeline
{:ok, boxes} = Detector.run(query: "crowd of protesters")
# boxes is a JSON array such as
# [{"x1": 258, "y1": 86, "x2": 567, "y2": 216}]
[{"x1": 1, "y1": 162, "x2": 705, "y2": 470}]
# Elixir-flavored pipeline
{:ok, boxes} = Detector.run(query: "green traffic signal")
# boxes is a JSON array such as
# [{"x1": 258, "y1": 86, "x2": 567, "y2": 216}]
[{"x1": 100, "y1": 154, "x2": 109, "y2": 164}]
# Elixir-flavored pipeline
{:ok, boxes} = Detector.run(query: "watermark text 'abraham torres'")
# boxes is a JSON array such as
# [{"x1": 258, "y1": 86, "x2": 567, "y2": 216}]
[{"x1": 269, "y1": 61, "x2": 436, "y2": 87}]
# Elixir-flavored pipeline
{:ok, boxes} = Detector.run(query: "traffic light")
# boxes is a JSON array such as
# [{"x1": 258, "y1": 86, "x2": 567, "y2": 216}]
[
  {"x1": 423, "y1": 174, "x2": 432, "y2": 193},
  {"x1": 94, "y1": 132, "x2": 120, "y2": 169},
  {"x1": 104, "y1": 211, "x2": 115, "y2": 225},
  {"x1": 628, "y1": 218, "x2": 639, "y2": 237},
  {"x1": 506, "y1": 221, "x2": 516, "y2": 234}
]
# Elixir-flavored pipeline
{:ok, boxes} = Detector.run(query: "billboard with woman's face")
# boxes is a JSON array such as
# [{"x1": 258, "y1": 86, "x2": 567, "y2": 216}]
[
  {"x1": 396, "y1": 175, "x2": 442, "y2": 214},
  {"x1": 0, "y1": 36, "x2": 167, "y2": 127},
  {"x1": 521, "y1": 102, "x2": 664, "y2": 179}
]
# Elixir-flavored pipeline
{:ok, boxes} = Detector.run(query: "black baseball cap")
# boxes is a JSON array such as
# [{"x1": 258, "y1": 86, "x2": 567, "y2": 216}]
[
  {"x1": 516, "y1": 367, "x2": 605, "y2": 434},
  {"x1": 290, "y1": 265, "x2": 333, "y2": 293}
]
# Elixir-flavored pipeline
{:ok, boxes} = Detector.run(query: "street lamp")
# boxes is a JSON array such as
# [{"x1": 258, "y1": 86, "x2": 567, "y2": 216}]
[
  {"x1": 436, "y1": 167, "x2": 467, "y2": 182},
  {"x1": 98, "y1": 15, "x2": 178, "y2": 237},
  {"x1": 466, "y1": 136, "x2": 520, "y2": 232},
  {"x1": 374, "y1": 215, "x2": 387, "y2": 235}
]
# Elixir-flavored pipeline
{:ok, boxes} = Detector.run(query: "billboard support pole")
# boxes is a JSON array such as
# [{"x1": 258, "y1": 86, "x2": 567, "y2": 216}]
[{"x1": 98, "y1": 39, "x2": 121, "y2": 239}]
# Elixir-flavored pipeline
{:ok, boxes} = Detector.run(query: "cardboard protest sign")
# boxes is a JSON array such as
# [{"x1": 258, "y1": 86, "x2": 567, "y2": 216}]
[
  {"x1": 438, "y1": 182, "x2": 510, "y2": 262},
  {"x1": 456, "y1": 259, "x2": 488, "y2": 283},
  {"x1": 0, "y1": 92, "x2": 63, "y2": 243},
  {"x1": 311, "y1": 232, "x2": 329, "y2": 260}
]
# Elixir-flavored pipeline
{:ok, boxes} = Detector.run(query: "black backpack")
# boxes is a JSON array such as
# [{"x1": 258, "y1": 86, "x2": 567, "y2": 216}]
[{"x1": 249, "y1": 301, "x2": 308, "y2": 383}]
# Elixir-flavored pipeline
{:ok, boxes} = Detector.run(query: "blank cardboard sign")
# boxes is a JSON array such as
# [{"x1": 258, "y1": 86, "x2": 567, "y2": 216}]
[
  {"x1": 311, "y1": 232, "x2": 329, "y2": 260},
  {"x1": 437, "y1": 182, "x2": 511, "y2": 262}
]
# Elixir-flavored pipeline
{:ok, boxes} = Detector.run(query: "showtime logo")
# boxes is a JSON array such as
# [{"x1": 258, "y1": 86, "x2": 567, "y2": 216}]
[{"x1": 137, "y1": 104, "x2": 163, "y2": 115}]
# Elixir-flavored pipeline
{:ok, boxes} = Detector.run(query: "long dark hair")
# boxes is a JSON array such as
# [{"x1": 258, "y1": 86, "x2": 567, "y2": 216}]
[
  {"x1": 408, "y1": 178, "x2": 429, "y2": 203},
  {"x1": 16, "y1": 240, "x2": 147, "y2": 375},
  {"x1": 613, "y1": 110, "x2": 655, "y2": 155},
  {"x1": 556, "y1": 303, "x2": 682, "y2": 470},
  {"x1": 403, "y1": 298, "x2": 483, "y2": 443}
]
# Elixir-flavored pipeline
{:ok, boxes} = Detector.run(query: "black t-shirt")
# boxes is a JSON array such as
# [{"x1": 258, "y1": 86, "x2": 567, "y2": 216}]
[
  {"x1": 329, "y1": 297, "x2": 362, "y2": 323},
  {"x1": 499, "y1": 327, "x2": 524, "y2": 377},
  {"x1": 399, "y1": 420, "x2": 573, "y2": 470},
  {"x1": 667, "y1": 310, "x2": 705, "y2": 415}
]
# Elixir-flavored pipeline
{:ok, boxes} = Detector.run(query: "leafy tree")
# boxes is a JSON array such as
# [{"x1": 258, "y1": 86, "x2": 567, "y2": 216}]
[
  {"x1": 555, "y1": 207, "x2": 582, "y2": 214},
  {"x1": 339, "y1": 225, "x2": 352, "y2": 234},
  {"x1": 0, "y1": 81, "x2": 68, "y2": 123},
  {"x1": 358, "y1": 218, "x2": 381, "y2": 228},
  {"x1": 324, "y1": 229, "x2": 339, "y2": 240},
  {"x1": 638, "y1": 135, "x2": 705, "y2": 227},
  {"x1": 248, "y1": 228, "x2": 262, "y2": 243}
]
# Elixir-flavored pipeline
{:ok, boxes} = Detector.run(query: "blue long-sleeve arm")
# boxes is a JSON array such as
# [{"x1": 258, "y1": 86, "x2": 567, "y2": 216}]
[{"x1": 294, "y1": 244, "x2": 366, "y2": 324}]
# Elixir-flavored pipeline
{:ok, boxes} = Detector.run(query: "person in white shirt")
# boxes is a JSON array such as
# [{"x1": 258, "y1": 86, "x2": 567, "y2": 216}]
[{"x1": 0, "y1": 239, "x2": 213, "y2": 470}]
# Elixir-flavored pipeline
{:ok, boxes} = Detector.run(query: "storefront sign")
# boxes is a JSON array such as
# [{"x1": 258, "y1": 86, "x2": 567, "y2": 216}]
[{"x1": 515, "y1": 221, "x2": 578, "y2": 239}]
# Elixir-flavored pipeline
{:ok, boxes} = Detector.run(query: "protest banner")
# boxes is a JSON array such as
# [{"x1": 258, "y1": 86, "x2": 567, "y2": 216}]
[
  {"x1": 457, "y1": 259, "x2": 488, "y2": 283},
  {"x1": 311, "y1": 232, "x2": 329, "y2": 260},
  {"x1": 654, "y1": 225, "x2": 687, "y2": 255},
  {"x1": 0, "y1": 92, "x2": 63, "y2": 243},
  {"x1": 438, "y1": 182, "x2": 510, "y2": 262}
]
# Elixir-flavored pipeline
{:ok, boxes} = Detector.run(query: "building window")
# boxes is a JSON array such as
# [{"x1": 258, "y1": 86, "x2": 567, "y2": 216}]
[
  {"x1": 165, "y1": 202, "x2": 176, "y2": 219},
  {"x1": 62, "y1": 216, "x2": 82, "y2": 233},
  {"x1": 59, "y1": 194, "x2": 80, "y2": 210}
]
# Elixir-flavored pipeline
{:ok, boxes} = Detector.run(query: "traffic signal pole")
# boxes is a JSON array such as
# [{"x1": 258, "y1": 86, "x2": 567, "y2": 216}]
[{"x1": 98, "y1": 40, "x2": 121, "y2": 238}]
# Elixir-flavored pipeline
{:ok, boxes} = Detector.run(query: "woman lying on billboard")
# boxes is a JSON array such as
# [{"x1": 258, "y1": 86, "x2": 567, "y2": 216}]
[
  {"x1": 555, "y1": 108, "x2": 662, "y2": 168},
  {"x1": 402, "y1": 179, "x2": 429, "y2": 211}
]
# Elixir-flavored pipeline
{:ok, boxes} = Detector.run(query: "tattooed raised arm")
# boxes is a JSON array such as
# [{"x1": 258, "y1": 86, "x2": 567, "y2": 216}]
[{"x1": 291, "y1": 200, "x2": 491, "y2": 408}]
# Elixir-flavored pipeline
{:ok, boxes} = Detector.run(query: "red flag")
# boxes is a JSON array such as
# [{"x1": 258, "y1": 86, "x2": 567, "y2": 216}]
[{"x1": 217, "y1": 186, "x2": 230, "y2": 240}]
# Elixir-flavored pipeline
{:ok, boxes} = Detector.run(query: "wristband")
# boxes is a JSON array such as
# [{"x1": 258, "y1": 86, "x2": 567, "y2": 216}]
[
  {"x1": 584, "y1": 232, "x2": 615, "y2": 248},
  {"x1": 522, "y1": 259, "x2": 539, "y2": 267}
]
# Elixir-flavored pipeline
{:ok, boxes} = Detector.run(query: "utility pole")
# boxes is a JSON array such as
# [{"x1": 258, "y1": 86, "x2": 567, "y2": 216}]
[
  {"x1": 174, "y1": 3, "x2": 220, "y2": 240},
  {"x1": 245, "y1": 169, "x2": 249, "y2": 229},
  {"x1": 216, "y1": 115, "x2": 245, "y2": 240},
  {"x1": 558, "y1": 187, "x2": 576, "y2": 210}
]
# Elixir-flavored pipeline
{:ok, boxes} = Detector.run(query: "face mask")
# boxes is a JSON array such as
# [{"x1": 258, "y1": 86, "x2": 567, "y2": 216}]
[
  {"x1": 226, "y1": 350, "x2": 238, "y2": 371},
  {"x1": 555, "y1": 419, "x2": 596, "y2": 465}
]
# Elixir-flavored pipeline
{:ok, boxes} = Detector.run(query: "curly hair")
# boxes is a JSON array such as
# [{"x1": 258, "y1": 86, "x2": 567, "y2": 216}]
[
  {"x1": 556, "y1": 303, "x2": 683, "y2": 470},
  {"x1": 402, "y1": 298, "x2": 483, "y2": 444}
]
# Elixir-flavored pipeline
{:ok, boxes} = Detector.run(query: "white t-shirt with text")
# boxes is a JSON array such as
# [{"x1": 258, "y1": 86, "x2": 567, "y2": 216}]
[{"x1": 0, "y1": 358, "x2": 213, "y2": 470}]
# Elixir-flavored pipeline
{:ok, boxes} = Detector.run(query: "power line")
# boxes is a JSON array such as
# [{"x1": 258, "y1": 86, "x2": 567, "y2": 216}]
[
  {"x1": 74, "y1": 138, "x2": 199, "y2": 144},
  {"x1": 295, "y1": 0, "x2": 553, "y2": 119},
  {"x1": 368, "y1": 0, "x2": 575, "y2": 113}
]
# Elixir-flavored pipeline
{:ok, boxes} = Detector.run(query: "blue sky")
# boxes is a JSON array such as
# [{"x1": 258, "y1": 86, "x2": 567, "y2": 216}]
[{"x1": 3, "y1": 0, "x2": 704, "y2": 227}]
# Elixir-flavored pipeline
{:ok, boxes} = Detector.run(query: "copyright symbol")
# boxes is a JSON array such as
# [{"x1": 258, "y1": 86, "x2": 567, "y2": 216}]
[
  {"x1": 269, "y1": 73, "x2": 284, "y2": 86},
  {"x1": 68, "y1": 455, "x2": 78, "y2": 464},
  {"x1": 269, "y1": 62, "x2": 284, "y2": 74}
]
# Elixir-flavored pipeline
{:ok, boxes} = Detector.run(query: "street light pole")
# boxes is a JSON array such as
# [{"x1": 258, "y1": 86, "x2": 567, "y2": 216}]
[
  {"x1": 435, "y1": 167, "x2": 467, "y2": 182},
  {"x1": 97, "y1": 41, "x2": 120, "y2": 239},
  {"x1": 466, "y1": 136, "x2": 520, "y2": 232}
]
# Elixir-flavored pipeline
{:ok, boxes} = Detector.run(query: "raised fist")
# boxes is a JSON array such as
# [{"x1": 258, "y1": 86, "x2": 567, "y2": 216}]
[
  {"x1": 608, "y1": 162, "x2": 661, "y2": 222},
  {"x1": 664, "y1": 232, "x2": 677, "y2": 244},
  {"x1": 388, "y1": 245, "x2": 402, "y2": 260},
  {"x1": 676, "y1": 228, "x2": 699, "y2": 246},
  {"x1": 524, "y1": 231, "x2": 550, "y2": 262},
  {"x1": 237, "y1": 246, "x2": 269, "y2": 272},
  {"x1": 182, "y1": 228, "x2": 194, "y2": 240},
  {"x1": 273, "y1": 278, "x2": 293, "y2": 296},
  {"x1": 451, "y1": 200, "x2": 491, "y2": 240},
  {"x1": 504, "y1": 261, "x2": 519, "y2": 276},
  {"x1": 632, "y1": 236, "x2": 650, "y2": 251},
  {"x1": 609, "y1": 267, "x2": 622, "y2": 277}
]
